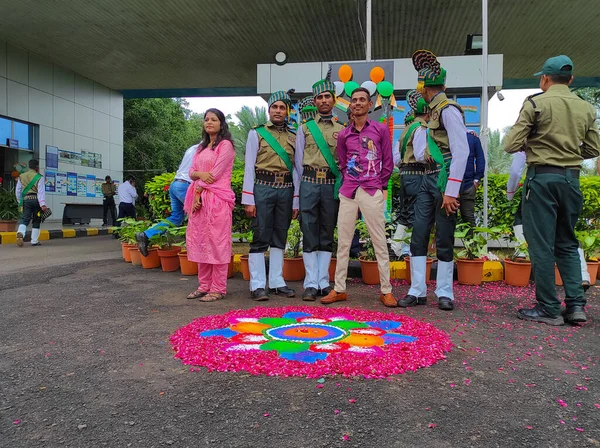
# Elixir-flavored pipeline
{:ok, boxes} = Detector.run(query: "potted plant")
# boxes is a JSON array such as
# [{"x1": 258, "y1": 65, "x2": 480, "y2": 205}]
[
  {"x1": 454, "y1": 224, "x2": 502, "y2": 285},
  {"x1": 233, "y1": 231, "x2": 252, "y2": 281},
  {"x1": 504, "y1": 238, "x2": 532, "y2": 287},
  {"x1": 115, "y1": 218, "x2": 146, "y2": 263},
  {"x1": 140, "y1": 232, "x2": 162, "y2": 269},
  {"x1": 0, "y1": 186, "x2": 19, "y2": 232},
  {"x1": 283, "y1": 220, "x2": 305, "y2": 281},
  {"x1": 154, "y1": 223, "x2": 183, "y2": 272},
  {"x1": 576, "y1": 229, "x2": 600, "y2": 281},
  {"x1": 170, "y1": 226, "x2": 198, "y2": 276},
  {"x1": 356, "y1": 221, "x2": 380, "y2": 285}
]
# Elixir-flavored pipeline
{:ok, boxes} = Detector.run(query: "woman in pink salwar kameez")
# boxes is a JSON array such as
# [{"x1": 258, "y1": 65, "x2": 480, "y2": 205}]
[{"x1": 183, "y1": 109, "x2": 236, "y2": 302}]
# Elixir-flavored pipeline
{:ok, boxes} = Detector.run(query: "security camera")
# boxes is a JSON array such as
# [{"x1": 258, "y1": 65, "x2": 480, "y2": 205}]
[{"x1": 497, "y1": 92, "x2": 505, "y2": 101}]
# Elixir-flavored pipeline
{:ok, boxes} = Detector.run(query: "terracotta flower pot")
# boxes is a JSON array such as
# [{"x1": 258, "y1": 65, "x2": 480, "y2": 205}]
[
  {"x1": 404, "y1": 257, "x2": 433, "y2": 284},
  {"x1": 240, "y1": 255, "x2": 250, "y2": 281},
  {"x1": 122, "y1": 243, "x2": 136, "y2": 262},
  {"x1": 587, "y1": 261, "x2": 599, "y2": 283},
  {"x1": 555, "y1": 264, "x2": 563, "y2": 286},
  {"x1": 359, "y1": 256, "x2": 380, "y2": 285},
  {"x1": 0, "y1": 220, "x2": 17, "y2": 232},
  {"x1": 140, "y1": 248, "x2": 161, "y2": 269},
  {"x1": 457, "y1": 258, "x2": 485, "y2": 285},
  {"x1": 504, "y1": 259, "x2": 532, "y2": 287},
  {"x1": 178, "y1": 251, "x2": 198, "y2": 276},
  {"x1": 157, "y1": 248, "x2": 180, "y2": 272},
  {"x1": 129, "y1": 247, "x2": 142, "y2": 266},
  {"x1": 329, "y1": 258, "x2": 337, "y2": 282},
  {"x1": 227, "y1": 255, "x2": 234, "y2": 279},
  {"x1": 283, "y1": 257, "x2": 305, "y2": 282}
]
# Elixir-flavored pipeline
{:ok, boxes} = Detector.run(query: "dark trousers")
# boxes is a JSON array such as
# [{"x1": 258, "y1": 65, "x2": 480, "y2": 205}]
[
  {"x1": 250, "y1": 184, "x2": 293, "y2": 253},
  {"x1": 522, "y1": 168, "x2": 583, "y2": 315},
  {"x1": 118, "y1": 202, "x2": 136, "y2": 220},
  {"x1": 299, "y1": 181, "x2": 339, "y2": 252},
  {"x1": 514, "y1": 199, "x2": 523, "y2": 226},
  {"x1": 103, "y1": 196, "x2": 117, "y2": 225},
  {"x1": 459, "y1": 184, "x2": 477, "y2": 230},
  {"x1": 397, "y1": 173, "x2": 422, "y2": 228},
  {"x1": 19, "y1": 198, "x2": 42, "y2": 229},
  {"x1": 410, "y1": 173, "x2": 456, "y2": 262}
]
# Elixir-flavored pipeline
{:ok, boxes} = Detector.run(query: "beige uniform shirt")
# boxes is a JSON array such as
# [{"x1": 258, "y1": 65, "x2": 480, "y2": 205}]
[{"x1": 504, "y1": 84, "x2": 600, "y2": 167}]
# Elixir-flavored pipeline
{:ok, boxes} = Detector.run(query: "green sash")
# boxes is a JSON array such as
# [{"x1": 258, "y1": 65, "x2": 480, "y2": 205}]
[
  {"x1": 400, "y1": 122, "x2": 421, "y2": 161},
  {"x1": 19, "y1": 173, "x2": 42, "y2": 207},
  {"x1": 255, "y1": 126, "x2": 294, "y2": 174},
  {"x1": 305, "y1": 120, "x2": 341, "y2": 199},
  {"x1": 426, "y1": 128, "x2": 448, "y2": 193}
]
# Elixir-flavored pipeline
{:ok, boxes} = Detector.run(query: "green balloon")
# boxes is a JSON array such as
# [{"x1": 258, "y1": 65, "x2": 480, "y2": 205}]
[
  {"x1": 377, "y1": 80, "x2": 394, "y2": 97},
  {"x1": 344, "y1": 81, "x2": 360, "y2": 97}
]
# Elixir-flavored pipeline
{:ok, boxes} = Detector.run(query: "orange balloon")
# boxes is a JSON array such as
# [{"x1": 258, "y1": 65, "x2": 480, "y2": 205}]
[
  {"x1": 338, "y1": 64, "x2": 353, "y2": 83},
  {"x1": 370, "y1": 66, "x2": 385, "y2": 83}
]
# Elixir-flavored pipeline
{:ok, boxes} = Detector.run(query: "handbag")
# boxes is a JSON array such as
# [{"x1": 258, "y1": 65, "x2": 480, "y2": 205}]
[{"x1": 39, "y1": 207, "x2": 52, "y2": 222}]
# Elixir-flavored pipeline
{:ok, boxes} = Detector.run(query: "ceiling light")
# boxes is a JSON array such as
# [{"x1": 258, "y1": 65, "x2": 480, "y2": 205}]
[{"x1": 274, "y1": 51, "x2": 288, "y2": 66}]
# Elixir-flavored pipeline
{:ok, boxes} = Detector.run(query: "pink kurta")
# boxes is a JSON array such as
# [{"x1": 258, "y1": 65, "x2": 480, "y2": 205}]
[{"x1": 184, "y1": 140, "x2": 236, "y2": 264}]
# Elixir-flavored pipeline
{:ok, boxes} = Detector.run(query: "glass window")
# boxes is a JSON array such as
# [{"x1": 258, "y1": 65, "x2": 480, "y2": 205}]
[
  {"x1": 0, "y1": 117, "x2": 11, "y2": 144},
  {"x1": 13, "y1": 121, "x2": 32, "y2": 151}
]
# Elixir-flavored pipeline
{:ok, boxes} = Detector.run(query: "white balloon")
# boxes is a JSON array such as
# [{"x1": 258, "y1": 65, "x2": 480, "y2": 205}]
[
  {"x1": 334, "y1": 81, "x2": 344, "y2": 97},
  {"x1": 361, "y1": 80, "x2": 377, "y2": 96}
]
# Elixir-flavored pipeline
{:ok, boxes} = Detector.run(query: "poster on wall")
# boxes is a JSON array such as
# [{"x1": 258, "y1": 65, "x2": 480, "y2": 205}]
[
  {"x1": 45, "y1": 171, "x2": 56, "y2": 193},
  {"x1": 113, "y1": 180, "x2": 120, "y2": 195},
  {"x1": 46, "y1": 146, "x2": 59, "y2": 170},
  {"x1": 56, "y1": 172, "x2": 67, "y2": 195},
  {"x1": 95, "y1": 178, "x2": 103, "y2": 197},
  {"x1": 95, "y1": 153, "x2": 102, "y2": 169},
  {"x1": 59, "y1": 150, "x2": 82, "y2": 165},
  {"x1": 67, "y1": 172, "x2": 77, "y2": 196},
  {"x1": 86, "y1": 175, "x2": 96, "y2": 197},
  {"x1": 81, "y1": 151, "x2": 90, "y2": 167},
  {"x1": 77, "y1": 175, "x2": 87, "y2": 196}
]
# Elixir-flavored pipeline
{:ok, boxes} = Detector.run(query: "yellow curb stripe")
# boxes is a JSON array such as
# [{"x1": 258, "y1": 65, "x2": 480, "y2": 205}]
[
  {"x1": 39, "y1": 230, "x2": 50, "y2": 241},
  {"x1": 87, "y1": 228, "x2": 98, "y2": 236},
  {"x1": 0, "y1": 232, "x2": 17, "y2": 244},
  {"x1": 62, "y1": 229, "x2": 76, "y2": 238}
]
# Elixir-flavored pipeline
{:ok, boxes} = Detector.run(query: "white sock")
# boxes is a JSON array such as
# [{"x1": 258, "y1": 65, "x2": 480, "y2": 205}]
[
  {"x1": 249, "y1": 252, "x2": 266, "y2": 291},
  {"x1": 268, "y1": 248, "x2": 286, "y2": 289},
  {"x1": 407, "y1": 256, "x2": 427, "y2": 297},
  {"x1": 317, "y1": 251, "x2": 333, "y2": 290},
  {"x1": 435, "y1": 260, "x2": 455, "y2": 300},
  {"x1": 390, "y1": 224, "x2": 407, "y2": 257},
  {"x1": 303, "y1": 251, "x2": 318, "y2": 289},
  {"x1": 17, "y1": 224, "x2": 26, "y2": 238},
  {"x1": 31, "y1": 228, "x2": 40, "y2": 245},
  {"x1": 579, "y1": 248, "x2": 591, "y2": 283}
]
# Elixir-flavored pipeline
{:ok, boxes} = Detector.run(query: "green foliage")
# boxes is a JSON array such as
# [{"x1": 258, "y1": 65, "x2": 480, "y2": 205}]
[
  {"x1": 487, "y1": 127, "x2": 513, "y2": 174},
  {"x1": 356, "y1": 221, "x2": 376, "y2": 261},
  {"x1": 576, "y1": 229, "x2": 600, "y2": 261},
  {"x1": 230, "y1": 106, "x2": 267, "y2": 160},
  {"x1": 145, "y1": 172, "x2": 176, "y2": 220},
  {"x1": 0, "y1": 186, "x2": 19, "y2": 220},
  {"x1": 454, "y1": 223, "x2": 505, "y2": 260},
  {"x1": 285, "y1": 220, "x2": 303, "y2": 258},
  {"x1": 115, "y1": 218, "x2": 151, "y2": 244},
  {"x1": 231, "y1": 169, "x2": 252, "y2": 234},
  {"x1": 168, "y1": 226, "x2": 188, "y2": 251}
]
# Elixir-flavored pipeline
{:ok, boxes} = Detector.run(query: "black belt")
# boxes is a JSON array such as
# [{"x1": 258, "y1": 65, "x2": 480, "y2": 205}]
[
  {"x1": 400, "y1": 163, "x2": 424, "y2": 173},
  {"x1": 533, "y1": 165, "x2": 580, "y2": 178},
  {"x1": 302, "y1": 167, "x2": 336, "y2": 181},
  {"x1": 24, "y1": 193, "x2": 37, "y2": 200},
  {"x1": 173, "y1": 179, "x2": 190, "y2": 184},
  {"x1": 255, "y1": 171, "x2": 292, "y2": 184}
]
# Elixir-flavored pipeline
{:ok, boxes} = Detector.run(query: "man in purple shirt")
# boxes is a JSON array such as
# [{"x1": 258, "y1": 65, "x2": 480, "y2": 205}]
[{"x1": 322, "y1": 87, "x2": 396, "y2": 307}]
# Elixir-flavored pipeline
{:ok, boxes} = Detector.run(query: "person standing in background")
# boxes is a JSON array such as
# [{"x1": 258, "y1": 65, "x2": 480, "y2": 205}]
[
  {"x1": 15, "y1": 159, "x2": 47, "y2": 247},
  {"x1": 101, "y1": 175, "x2": 117, "y2": 227},
  {"x1": 118, "y1": 175, "x2": 138, "y2": 220},
  {"x1": 458, "y1": 131, "x2": 485, "y2": 232}
]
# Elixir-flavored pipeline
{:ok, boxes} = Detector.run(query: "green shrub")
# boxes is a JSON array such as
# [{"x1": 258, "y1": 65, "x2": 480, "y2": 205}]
[{"x1": 145, "y1": 172, "x2": 176, "y2": 220}]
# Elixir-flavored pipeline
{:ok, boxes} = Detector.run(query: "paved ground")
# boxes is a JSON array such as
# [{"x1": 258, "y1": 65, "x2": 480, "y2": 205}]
[{"x1": 1, "y1": 236, "x2": 599, "y2": 447}]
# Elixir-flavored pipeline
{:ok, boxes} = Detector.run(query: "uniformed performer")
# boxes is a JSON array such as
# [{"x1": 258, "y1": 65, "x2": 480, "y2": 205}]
[
  {"x1": 504, "y1": 55, "x2": 600, "y2": 325},
  {"x1": 242, "y1": 90, "x2": 299, "y2": 301},
  {"x1": 15, "y1": 159, "x2": 47, "y2": 247},
  {"x1": 398, "y1": 50, "x2": 469, "y2": 311},
  {"x1": 390, "y1": 91, "x2": 429, "y2": 259},
  {"x1": 294, "y1": 75, "x2": 344, "y2": 301}
]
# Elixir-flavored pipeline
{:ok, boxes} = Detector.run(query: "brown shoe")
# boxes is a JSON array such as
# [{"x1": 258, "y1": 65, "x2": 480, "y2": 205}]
[
  {"x1": 320, "y1": 290, "x2": 348, "y2": 304},
  {"x1": 380, "y1": 293, "x2": 397, "y2": 308}
]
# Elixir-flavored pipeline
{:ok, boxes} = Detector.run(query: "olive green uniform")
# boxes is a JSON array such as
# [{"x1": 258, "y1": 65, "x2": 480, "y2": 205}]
[{"x1": 504, "y1": 84, "x2": 600, "y2": 315}]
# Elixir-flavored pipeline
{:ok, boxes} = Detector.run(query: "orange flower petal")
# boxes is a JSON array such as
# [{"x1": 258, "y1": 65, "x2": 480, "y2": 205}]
[
  {"x1": 230, "y1": 322, "x2": 271, "y2": 335},
  {"x1": 342, "y1": 333, "x2": 385, "y2": 347}
]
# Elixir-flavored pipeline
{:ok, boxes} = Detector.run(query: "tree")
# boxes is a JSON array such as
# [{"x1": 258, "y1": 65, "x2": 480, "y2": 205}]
[
  {"x1": 230, "y1": 106, "x2": 267, "y2": 160},
  {"x1": 486, "y1": 127, "x2": 512, "y2": 174}
]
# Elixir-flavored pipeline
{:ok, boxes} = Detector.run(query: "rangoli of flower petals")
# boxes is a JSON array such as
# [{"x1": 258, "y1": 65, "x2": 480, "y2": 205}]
[{"x1": 170, "y1": 306, "x2": 453, "y2": 378}]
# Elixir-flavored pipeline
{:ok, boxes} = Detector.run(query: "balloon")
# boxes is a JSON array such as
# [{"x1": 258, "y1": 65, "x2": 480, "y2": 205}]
[
  {"x1": 361, "y1": 80, "x2": 377, "y2": 96},
  {"x1": 334, "y1": 81, "x2": 345, "y2": 97},
  {"x1": 370, "y1": 66, "x2": 385, "y2": 83},
  {"x1": 344, "y1": 81, "x2": 360, "y2": 98},
  {"x1": 338, "y1": 64, "x2": 353, "y2": 83},
  {"x1": 377, "y1": 80, "x2": 394, "y2": 97}
]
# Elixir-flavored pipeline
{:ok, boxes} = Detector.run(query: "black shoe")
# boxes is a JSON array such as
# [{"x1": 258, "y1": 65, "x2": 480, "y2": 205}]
[
  {"x1": 517, "y1": 305, "x2": 564, "y2": 326},
  {"x1": 31, "y1": 242, "x2": 42, "y2": 247},
  {"x1": 319, "y1": 286, "x2": 333, "y2": 297},
  {"x1": 397, "y1": 295, "x2": 427, "y2": 308},
  {"x1": 582, "y1": 281, "x2": 590, "y2": 292},
  {"x1": 251, "y1": 288, "x2": 269, "y2": 301},
  {"x1": 135, "y1": 232, "x2": 149, "y2": 257},
  {"x1": 562, "y1": 306, "x2": 587, "y2": 324},
  {"x1": 438, "y1": 297, "x2": 454, "y2": 311},
  {"x1": 269, "y1": 286, "x2": 296, "y2": 298},
  {"x1": 302, "y1": 287, "x2": 318, "y2": 301}
]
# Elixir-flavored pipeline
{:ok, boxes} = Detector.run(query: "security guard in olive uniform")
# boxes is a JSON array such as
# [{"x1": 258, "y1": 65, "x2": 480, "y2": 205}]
[
  {"x1": 294, "y1": 76, "x2": 344, "y2": 301},
  {"x1": 390, "y1": 90, "x2": 429, "y2": 259},
  {"x1": 242, "y1": 90, "x2": 299, "y2": 301},
  {"x1": 505, "y1": 55, "x2": 600, "y2": 325}
]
